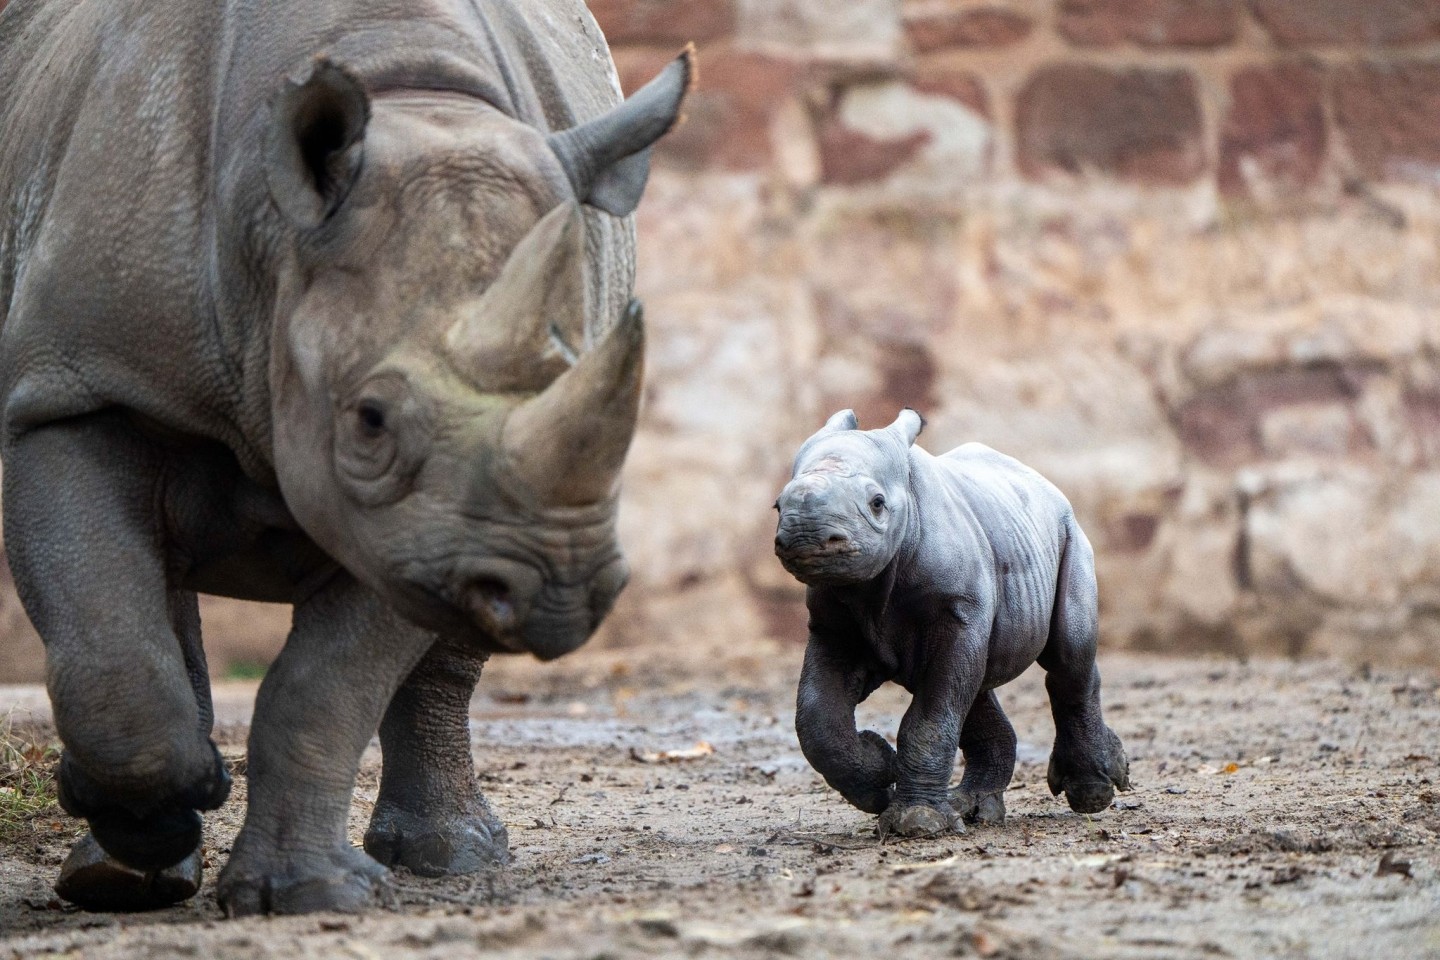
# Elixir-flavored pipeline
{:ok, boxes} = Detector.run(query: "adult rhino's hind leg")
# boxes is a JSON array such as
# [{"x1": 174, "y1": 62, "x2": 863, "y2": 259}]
[
  {"x1": 365, "y1": 639, "x2": 509, "y2": 877},
  {"x1": 949, "y1": 691, "x2": 1016, "y2": 825},
  {"x1": 1038, "y1": 526, "x2": 1129, "y2": 814},
  {"x1": 217, "y1": 575, "x2": 434, "y2": 916},
  {"x1": 3, "y1": 417, "x2": 230, "y2": 910}
]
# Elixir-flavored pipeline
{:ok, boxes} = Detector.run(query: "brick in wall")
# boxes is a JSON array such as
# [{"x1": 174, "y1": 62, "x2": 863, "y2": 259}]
[
  {"x1": 1017, "y1": 65, "x2": 1205, "y2": 184},
  {"x1": 587, "y1": 0, "x2": 735, "y2": 45},
  {"x1": 1251, "y1": 0, "x2": 1440, "y2": 48},
  {"x1": 1219, "y1": 62, "x2": 1327, "y2": 195},
  {"x1": 1335, "y1": 61, "x2": 1440, "y2": 181},
  {"x1": 905, "y1": 7, "x2": 1034, "y2": 54},
  {"x1": 1059, "y1": 0, "x2": 1241, "y2": 48}
]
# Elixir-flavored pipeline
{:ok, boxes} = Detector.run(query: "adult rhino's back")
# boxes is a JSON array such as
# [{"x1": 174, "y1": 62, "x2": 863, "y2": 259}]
[{"x1": 0, "y1": 0, "x2": 635, "y2": 467}]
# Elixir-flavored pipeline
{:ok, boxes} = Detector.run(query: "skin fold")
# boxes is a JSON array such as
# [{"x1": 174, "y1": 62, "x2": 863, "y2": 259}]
[
  {"x1": 0, "y1": 0, "x2": 691, "y2": 914},
  {"x1": 774, "y1": 409, "x2": 1131, "y2": 838}
]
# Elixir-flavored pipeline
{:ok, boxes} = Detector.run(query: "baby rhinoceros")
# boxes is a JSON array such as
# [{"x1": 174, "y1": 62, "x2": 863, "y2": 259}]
[{"x1": 773, "y1": 409, "x2": 1130, "y2": 838}]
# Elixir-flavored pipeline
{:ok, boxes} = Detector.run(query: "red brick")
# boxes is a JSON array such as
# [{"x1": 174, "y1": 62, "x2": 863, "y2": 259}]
[
  {"x1": 1251, "y1": 0, "x2": 1440, "y2": 47},
  {"x1": 904, "y1": 8, "x2": 1033, "y2": 54},
  {"x1": 818, "y1": 121, "x2": 932, "y2": 186},
  {"x1": 1059, "y1": 0, "x2": 1241, "y2": 48},
  {"x1": 614, "y1": 47, "x2": 800, "y2": 170},
  {"x1": 1219, "y1": 63, "x2": 1327, "y2": 195},
  {"x1": 1016, "y1": 65, "x2": 1205, "y2": 184},
  {"x1": 1335, "y1": 62, "x2": 1440, "y2": 181},
  {"x1": 587, "y1": 0, "x2": 735, "y2": 45}
]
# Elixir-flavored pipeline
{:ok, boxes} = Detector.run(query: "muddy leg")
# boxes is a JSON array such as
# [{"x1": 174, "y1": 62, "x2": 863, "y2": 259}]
[
  {"x1": 4, "y1": 417, "x2": 229, "y2": 910},
  {"x1": 364, "y1": 639, "x2": 509, "y2": 876},
  {"x1": 217, "y1": 575, "x2": 434, "y2": 916},
  {"x1": 949, "y1": 691, "x2": 1016, "y2": 825},
  {"x1": 795, "y1": 638, "x2": 895, "y2": 815},
  {"x1": 1039, "y1": 527, "x2": 1129, "y2": 814},
  {"x1": 879, "y1": 626, "x2": 986, "y2": 840}
]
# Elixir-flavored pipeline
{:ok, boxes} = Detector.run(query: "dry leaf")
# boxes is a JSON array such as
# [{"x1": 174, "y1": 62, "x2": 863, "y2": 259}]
[{"x1": 629, "y1": 741, "x2": 715, "y2": 764}]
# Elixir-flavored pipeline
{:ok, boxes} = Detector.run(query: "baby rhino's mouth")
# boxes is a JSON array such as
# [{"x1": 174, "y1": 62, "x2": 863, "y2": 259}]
[{"x1": 775, "y1": 534, "x2": 861, "y2": 569}]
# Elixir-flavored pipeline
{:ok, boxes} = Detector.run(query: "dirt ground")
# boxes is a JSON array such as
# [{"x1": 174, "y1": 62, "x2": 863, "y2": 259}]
[{"x1": 1, "y1": 641, "x2": 1438, "y2": 959}]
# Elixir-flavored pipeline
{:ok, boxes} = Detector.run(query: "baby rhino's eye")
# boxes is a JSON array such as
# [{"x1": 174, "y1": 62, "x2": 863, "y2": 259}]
[{"x1": 869, "y1": 494, "x2": 886, "y2": 514}]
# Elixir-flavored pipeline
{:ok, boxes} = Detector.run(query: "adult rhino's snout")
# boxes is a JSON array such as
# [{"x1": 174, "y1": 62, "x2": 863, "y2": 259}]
[{"x1": 448, "y1": 554, "x2": 626, "y2": 660}]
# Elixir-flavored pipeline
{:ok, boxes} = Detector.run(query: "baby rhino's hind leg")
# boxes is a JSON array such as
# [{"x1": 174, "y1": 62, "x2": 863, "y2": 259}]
[
  {"x1": 1039, "y1": 528, "x2": 1129, "y2": 814},
  {"x1": 949, "y1": 691, "x2": 1015, "y2": 825}
]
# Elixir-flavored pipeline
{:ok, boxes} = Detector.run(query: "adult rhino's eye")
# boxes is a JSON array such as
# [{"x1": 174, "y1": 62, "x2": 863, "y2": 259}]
[
  {"x1": 870, "y1": 494, "x2": 886, "y2": 514},
  {"x1": 356, "y1": 400, "x2": 387, "y2": 439}
]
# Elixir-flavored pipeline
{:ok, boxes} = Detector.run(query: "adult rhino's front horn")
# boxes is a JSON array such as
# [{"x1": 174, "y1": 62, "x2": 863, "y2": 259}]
[
  {"x1": 548, "y1": 46, "x2": 695, "y2": 217},
  {"x1": 500, "y1": 300, "x2": 645, "y2": 507}
]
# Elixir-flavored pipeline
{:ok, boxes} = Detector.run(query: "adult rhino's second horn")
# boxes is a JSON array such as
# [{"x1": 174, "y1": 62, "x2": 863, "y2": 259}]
[{"x1": 500, "y1": 300, "x2": 645, "y2": 507}]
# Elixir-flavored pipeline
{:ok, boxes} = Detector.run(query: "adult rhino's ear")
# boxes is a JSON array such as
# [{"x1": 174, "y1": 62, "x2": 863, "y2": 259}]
[
  {"x1": 821, "y1": 409, "x2": 860, "y2": 434},
  {"x1": 548, "y1": 45, "x2": 696, "y2": 217},
  {"x1": 265, "y1": 60, "x2": 370, "y2": 229},
  {"x1": 891, "y1": 409, "x2": 924, "y2": 446}
]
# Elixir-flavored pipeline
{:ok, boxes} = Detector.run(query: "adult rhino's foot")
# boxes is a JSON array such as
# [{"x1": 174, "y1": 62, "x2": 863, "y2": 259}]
[
  {"x1": 364, "y1": 803, "x2": 509, "y2": 877},
  {"x1": 58, "y1": 741, "x2": 231, "y2": 871},
  {"x1": 1047, "y1": 725, "x2": 1130, "y2": 815},
  {"x1": 879, "y1": 801, "x2": 962, "y2": 840},
  {"x1": 949, "y1": 787, "x2": 1006, "y2": 825},
  {"x1": 217, "y1": 844, "x2": 388, "y2": 917},
  {"x1": 54, "y1": 832, "x2": 202, "y2": 912}
]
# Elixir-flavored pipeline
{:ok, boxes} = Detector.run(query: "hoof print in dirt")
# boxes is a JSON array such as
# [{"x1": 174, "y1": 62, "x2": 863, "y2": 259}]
[
  {"x1": 54, "y1": 832, "x2": 203, "y2": 912},
  {"x1": 777, "y1": 410, "x2": 1128, "y2": 838},
  {"x1": 880, "y1": 803, "x2": 963, "y2": 839}
]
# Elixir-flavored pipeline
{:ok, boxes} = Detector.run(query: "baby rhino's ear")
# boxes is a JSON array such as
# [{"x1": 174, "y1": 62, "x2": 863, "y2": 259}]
[
  {"x1": 892, "y1": 408, "x2": 924, "y2": 446},
  {"x1": 821, "y1": 409, "x2": 859, "y2": 433}
]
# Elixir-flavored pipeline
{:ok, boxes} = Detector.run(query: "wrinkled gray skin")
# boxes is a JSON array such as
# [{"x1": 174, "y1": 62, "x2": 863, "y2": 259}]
[
  {"x1": 0, "y1": 0, "x2": 693, "y2": 915},
  {"x1": 774, "y1": 410, "x2": 1130, "y2": 838}
]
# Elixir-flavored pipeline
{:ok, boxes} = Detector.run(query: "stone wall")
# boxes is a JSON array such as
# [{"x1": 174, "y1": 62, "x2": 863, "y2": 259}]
[
  {"x1": 598, "y1": 0, "x2": 1440, "y2": 668},
  {"x1": 2, "y1": 0, "x2": 1439, "y2": 680}
]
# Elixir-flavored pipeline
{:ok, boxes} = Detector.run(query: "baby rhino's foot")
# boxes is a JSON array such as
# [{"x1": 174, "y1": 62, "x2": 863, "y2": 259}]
[
  {"x1": 879, "y1": 801, "x2": 962, "y2": 839},
  {"x1": 54, "y1": 832, "x2": 202, "y2": 911},
  {"x1": 949, "y1": 787, "x2": 1006, "y2": 825},
  {"x1": 1047, "y1": 726, "x2": 1131, "y2": 814}
]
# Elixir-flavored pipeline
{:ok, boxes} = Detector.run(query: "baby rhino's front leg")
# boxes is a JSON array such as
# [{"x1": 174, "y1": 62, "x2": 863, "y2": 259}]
[
  {"x1": 794, "y1": 641, "x2": 897, "y2": 815},
  {"x1": 879, "y1": 640, "x2": 986, "y2": 839}
]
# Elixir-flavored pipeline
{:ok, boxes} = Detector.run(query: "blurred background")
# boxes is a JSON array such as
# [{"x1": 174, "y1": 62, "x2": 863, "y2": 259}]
[{"x1": 2, "y1": 0, "x2": 1439, "y2": 681}]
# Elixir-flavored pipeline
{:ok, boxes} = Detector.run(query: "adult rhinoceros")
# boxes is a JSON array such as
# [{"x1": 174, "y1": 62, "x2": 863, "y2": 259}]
[{"x1": 0, "y1": 0, "x2": 691, "y2": 915}]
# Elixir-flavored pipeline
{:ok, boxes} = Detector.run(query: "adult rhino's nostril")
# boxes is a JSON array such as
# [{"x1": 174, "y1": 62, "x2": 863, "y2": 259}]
[
  {"x1": 826, "y1": 535, "x2": 846, "y2": 545},
  {"x1": 466, "y1": 577, "x2": 516, "y2": 633}
]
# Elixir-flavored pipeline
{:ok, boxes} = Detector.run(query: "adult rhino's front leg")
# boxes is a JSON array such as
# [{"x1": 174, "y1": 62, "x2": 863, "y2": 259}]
[
  {"x1": 3, "y1": 415, "x2": 231, "y2": 911},
  {"x1": 364, "y1": 639, "x2": 509, "y2": 876},
  {"x1": 217, "y1": 575, "x2": 434, "y2": 916}
]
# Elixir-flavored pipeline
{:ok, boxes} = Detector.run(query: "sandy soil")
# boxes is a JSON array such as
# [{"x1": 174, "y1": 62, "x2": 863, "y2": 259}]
[{"x1": 1, "y1": 644, "x2": 1438, "y2": 959}]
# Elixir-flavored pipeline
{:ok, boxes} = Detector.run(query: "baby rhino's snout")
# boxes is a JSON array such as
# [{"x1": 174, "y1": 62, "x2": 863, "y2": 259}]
[{"x1": 773, "y1": 474, "x2": 860, "y2": 575}]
